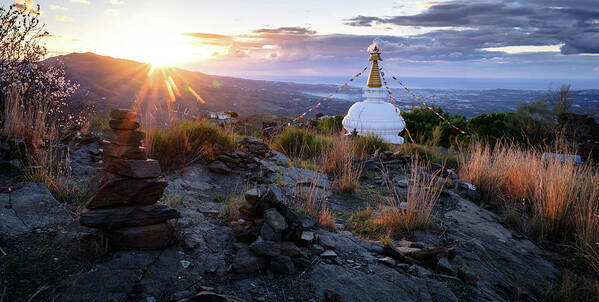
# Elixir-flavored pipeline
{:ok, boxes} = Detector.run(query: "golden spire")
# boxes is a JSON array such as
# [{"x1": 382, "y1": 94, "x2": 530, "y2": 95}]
[{"x1": 366, "y1": 46, "x2": 382, "y2": 88}]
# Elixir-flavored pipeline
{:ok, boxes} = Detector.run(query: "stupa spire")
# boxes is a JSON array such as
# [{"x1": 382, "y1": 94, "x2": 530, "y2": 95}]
[{"x1": 366, "y1": 46, "x2": 382, "y2": 88}]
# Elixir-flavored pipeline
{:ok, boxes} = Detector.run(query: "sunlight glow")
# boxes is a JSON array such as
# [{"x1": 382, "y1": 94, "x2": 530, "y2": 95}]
[{"x1": 482, "y1": 44, "x2": 564, "y2": 54}]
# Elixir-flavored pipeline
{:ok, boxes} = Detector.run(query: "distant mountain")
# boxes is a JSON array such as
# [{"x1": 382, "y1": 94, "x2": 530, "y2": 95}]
[{"x1": 45, "y1": 52, "x2": 351, "y2": 120}]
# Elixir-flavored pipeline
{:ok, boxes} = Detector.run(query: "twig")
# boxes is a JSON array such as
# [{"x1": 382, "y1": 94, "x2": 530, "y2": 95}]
[
  {"x1": 0, "y1": 247, "x2": 6, "y2": 256},
  {"x1": 27, "y1": 285, "x2": 49, "y2": 302},
  {"x1": 0, "y1": 281, "x2": 6, "y2": 302}
]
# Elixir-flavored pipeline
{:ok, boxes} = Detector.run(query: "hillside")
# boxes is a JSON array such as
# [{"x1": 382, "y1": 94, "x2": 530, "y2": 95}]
[{"x1": 45, "y1": 52, "x2": 352, "y2": 119}]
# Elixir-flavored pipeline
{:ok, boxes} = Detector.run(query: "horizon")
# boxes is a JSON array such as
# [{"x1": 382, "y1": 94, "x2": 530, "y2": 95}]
[{"x1": 12, "y1": 0, "x2": 599, "y2": 85}]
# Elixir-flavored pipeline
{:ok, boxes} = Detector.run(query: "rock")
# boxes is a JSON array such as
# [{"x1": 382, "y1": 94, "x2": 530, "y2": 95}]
[
  {"x1": 207, "y1": 161, "x2": 232, "y2": 175},
  {"x1": 188, "y1": 291, "x2": 243, "y2": 302},
  {"x1": 320, "y1": 250, "x2": 337, "y2": 258},
  {"x1": 238, "y1": 201, "x2": 258, "y2": 221},
  {"x1": 102, "y1": 142, "x2": 147, "y2": 160},
  {"x1": 233, "y1": 224, "x2": 260, "y2": 243},
  {"x1": 280, "y1": 241, "x2": 301, "y2": 257},
  {"x1": 260, "y1": 223, "x2": 281, "y2": 242},
  {"x1": 384, "y1": 242, "x2": 421, "y2": 260},
  {"x1": 233, "y1": 247, "x2": 267, "y2": 273},
  {"x1": 270, "y1": 255, "x2": 295, "y2": 274},
  {"x1": 457, "y1": 266, "x2": 477, "y2": 284},
  {"x1": 0, "y1": 182, "x2": 72, "y2": 238},
  {"x1": 408, "y1": 264, "x2": 432, "y2": 278},
  {"x1": 311, "y1": 244, "x2": 324, "y2": 256},
  {"x1": 249, "y1": 239, "x2": 280, "y2": 256},
  {"x1": 436, "y1": 257, "x2": 455, "y2": 276},
  {"x1": 106, "y1": 223, "x2": 173, "y2": 250},
  {"x1": 299, "y1": 231, "x2": 314, "y2": 246},
  {"x1": 318, "y1": 234, "x2": 335, "y2": 250},
  {"x1": 80, "y1": 204, "x2": 180, "y2": 229},
  {"x1": 396, "y1": 263, "x2": 410, "y2": 271},
  {"x1": 109, "y1": 119, "x2": 140, "y2": 130},
  {"x1": 378, "y1": 257, "x2": 396, "y2": 267},
  {"x1": 264, "y1": 208, "x2": 288, "y2": 232},
  {"x1": 109, "y1": 109, "x2": 137, "y2": 120},
  {"x1": 244, "y1": 187, "x2": 265, "y2": 205},
  {"x1": 264, "y1": 184, "x2": 285, "y2": 205},
  {"x1": 85, "y1": 177, "x2": 167, "y2": 209},
  {"x1": 300, "y1": 215, "x2": 316, "y2": 229},
  {"x1": 104, "y1": 159, "x2": 162, "y2": 178},
  {"x1": 105, "y1": 130, "x2": 145, "y2": 146}
]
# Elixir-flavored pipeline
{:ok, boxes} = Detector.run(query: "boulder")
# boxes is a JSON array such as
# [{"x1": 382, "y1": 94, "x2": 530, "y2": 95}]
[
  {"x1": 80, "y1": 204, "x2": 180, "y2": 229},
  {"x1": 233, "y1": 247, "x2": 267, "y2": 273},
  {"x1": 264, "y1": 184, "x2": 285, "y2": 205},
  {"x1": 264, "y1": 208, "x2": 288, "y2": 232},
  {"x1": 249, "y1": 239, "x2": 280, "y2": 256},
  {"x1": 109, "y1": 119, "x2": 140, "y2": 130},
  {"x1": 102, "y1": 142, "x2": 147, "y2": 160},
  {"x1": 270, "y1": 255, "x2": 295, "y2": 274},
  {"x1": 260, "y1": 222, "x2": 281, "y2": 242},
  {"x1": 109, "y1": 109, "x2": 137, "y2": 120},
  {"x1": 85, "y1": 177, "x2": 167, "y2": 209},
  {"x1": 106, "y1": 223, "x2": 173, "y2": 250},
  {"x1": 104, "y1": 158, "x2": 162, "y2": 178}
]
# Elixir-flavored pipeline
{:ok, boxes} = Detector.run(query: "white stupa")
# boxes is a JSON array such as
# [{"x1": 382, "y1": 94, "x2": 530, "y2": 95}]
[{"x1": 342, "y1": 46, "x2": 405, "y2": 144}]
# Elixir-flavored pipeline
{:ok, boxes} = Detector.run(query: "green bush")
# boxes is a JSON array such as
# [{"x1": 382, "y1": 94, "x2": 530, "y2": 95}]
[
  {"x1": 148, "y1": 119, "x2": 235, "y2": 171},
  {"x1": 401, "y1": 106, "x2": 467, "y2": 149},
  {"x1": 351, "y1": 133, "x2": 390, "y2": 156},
  {"x1": 274, "y1": 127, "x2": 330, "y2": 159},
  {"x1": 398, "y1": 144, "x2": 459, "y2": 168},
  {"x1": 318, "y1": 115, "x2": 344, "y2": 134}
]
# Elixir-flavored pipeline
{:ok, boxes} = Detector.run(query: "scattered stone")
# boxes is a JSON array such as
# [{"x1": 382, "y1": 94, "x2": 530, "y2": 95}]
[
  {"x1": 311, "y1": 244, "x2": 325, "y2": 256},
  {"x1": 436, "y1": 257, "x2": 455, "y2": 276},
  {"x1": 233, "y1": 247, "x2": 267, "y2": 273},
  {"x1": 299, "y1": 231, "x2": 314, "y2": 246},
  {"x1": 180, "y1": 260, "x2": 191, "y2": 269},
  {"x1": 270, "y1": 255, "x2": 295, "y2": 274},
  {"x1": 249, "y1": 240, "x2": 280, "y2": 256},
  {"x1": 320, "y1": 250, "x2": 337, "y2": 258},
  {"x1": 318, "y1": 234, "x2": 335, "y2": 250},
  {"x1": 378, "y1": 257, "x2": 396, "y2": 267},
  {"x1": 264, "y1": 208, "x2": 288, "y2": 232},
  {"x1": 207, "y1": 161, "x2": 232, "y2": 175}
]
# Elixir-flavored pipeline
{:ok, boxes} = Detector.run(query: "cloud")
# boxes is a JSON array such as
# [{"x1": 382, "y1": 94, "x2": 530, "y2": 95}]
[
  {"x1": 251, "y1": 27, "x2": 316, "y2": 35},
  {"x1": 108, "y1": 0, "x2": 124, "y2": 4},
  {"x1": 345, "y1": 0, "x2": 599, "y2": 55},
  {"x1": 49, "y1": 4, "x2": 67, "y2": 11},
  {"x1": 104, "y1": 9, "x2": 120, "y2": 16},
  {"x1": 56, "y1": 15, "x2": 73, "y2": 22},
  {"x1": 70, "y1": 0, "x2": 89, "y2": 4},
  {"x1": 594, "y1": 66, "x2": 599, "y2": 71}
]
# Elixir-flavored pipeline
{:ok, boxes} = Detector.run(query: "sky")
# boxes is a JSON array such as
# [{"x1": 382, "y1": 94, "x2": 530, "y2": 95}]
[{"x1": 8, "y1": 0, "x2": 599, "y2": 87}]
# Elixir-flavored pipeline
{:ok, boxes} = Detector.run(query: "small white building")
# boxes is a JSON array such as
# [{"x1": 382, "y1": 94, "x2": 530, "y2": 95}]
[
  {"x1": 342, "y1": 46, "x2": 405, "y2": 144},
  {"x1": 208, "y1": 112, "x2": 231, "y2": 120}
]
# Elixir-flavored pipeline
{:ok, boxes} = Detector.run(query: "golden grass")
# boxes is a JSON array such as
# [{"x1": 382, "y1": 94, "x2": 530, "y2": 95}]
[
  {"x1": 321, "y1": 137, "x2": 364, "y2": 193},
  {"x1": 293, "y1": 177, "x2": 336, "y2": 230},
  {"x1": 375, "y1": 159, "x2": 445, "y2": 235},
  {"x1": 459, "y1": 142, "x2": 599, "y2": 273}
]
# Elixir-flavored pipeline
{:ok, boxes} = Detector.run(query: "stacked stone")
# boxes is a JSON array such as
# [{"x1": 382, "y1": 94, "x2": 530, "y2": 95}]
[
  {"x1": 80, "y1": 109, "x2": 179, "y2": 250},
  {"x1": 231, "y1": 184, "x2": 337, "y2": 274}
]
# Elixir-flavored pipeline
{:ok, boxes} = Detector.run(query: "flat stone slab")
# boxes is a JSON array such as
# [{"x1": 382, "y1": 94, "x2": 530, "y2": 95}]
[
  {"x1": 104, "y1": 159, "x2": 162, "y2": 178},
  {"x1": 0, "y1": 182, "x2": 72, "y2": 237},
  {"x1": 109, "y1": 109, "x2": 137, "y2": 120},
  {"x1": 85, "y1": 177, "x2": 167, "y2": 209},
  {"x1": 109, "y1": 119, "x2": 140, "y2": 130},
  {"x1": 102, "y1": 142, "x2": 147, "y2": 160},
  {"x1": 80, "y1": 204, "x2": 179, "y2": 229},
  {"x1": 104, "y1": 130, "x2": 145, "y2": 146}
]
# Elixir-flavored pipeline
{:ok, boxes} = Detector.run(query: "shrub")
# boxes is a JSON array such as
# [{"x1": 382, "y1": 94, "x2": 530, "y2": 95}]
[
  {"x1": 318, "y1": 115, "x2": 344, "y2": 134},
  {"x1": 351, "y1": 133, "x2": 389, "y2": 157},
  {"x1": 273, "y1": 127, "x2": 330, "y2": 159},
  {"x1": 397, "y1": 144, "x2": 460, "y2": 168},
  {"x1": 346, "y1": 206, "x2": 383, "y2": 239},
  {"x1": 401, "y1": 106, "x2": 467, "y2": 148},
  {"x1": 459, "y1": 141, "x2": 599, "y2": 273},
  {"x1": 146, "y1": 119, "x2": 235, "y2": 171},
  {"x1": 375, "y1": 159, "x2": 445, "y2": 235},
  {"x1": 322, "y1": 137, "x2": 364, "y2": 193}
]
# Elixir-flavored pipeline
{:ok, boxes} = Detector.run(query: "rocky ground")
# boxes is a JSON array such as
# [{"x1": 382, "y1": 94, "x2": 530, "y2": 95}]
[{"x1": 0, "y1": 136, "x2": 560, "y2": 302}]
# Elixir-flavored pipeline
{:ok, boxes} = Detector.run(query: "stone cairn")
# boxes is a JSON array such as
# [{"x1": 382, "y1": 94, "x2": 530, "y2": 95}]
[
  {"x1": 231, "y1": 184, "x2": 337, "y2": 274},
  {"x1": 80, "y1": 109, "x2": 179, "y2": 250}
]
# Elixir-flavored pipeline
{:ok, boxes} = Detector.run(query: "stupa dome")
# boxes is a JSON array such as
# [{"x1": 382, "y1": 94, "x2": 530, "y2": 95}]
[{"x1": 342, "y1": 46, "x2": 405, "y2": 144}]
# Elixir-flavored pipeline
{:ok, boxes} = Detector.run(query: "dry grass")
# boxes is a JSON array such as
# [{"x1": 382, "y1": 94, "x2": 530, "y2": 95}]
[
  {"x1": 375, "y1": 159, "x2": 445, "y2": 235},
  {"x1": 321, "y1": 137, "x2": 364, "y2": 194},
  {"x1": 460, "y1": 141, "x2": 599, "y2": 273},
  {"x1": 3, "y1": 92, "x2": 52, "y2": 150},
  {"x1": 293, "y1": 177, "x2": 336, "y2": 230},
  {"x1": 145, "y1": 119, "x2": 236, "y2": 171}
]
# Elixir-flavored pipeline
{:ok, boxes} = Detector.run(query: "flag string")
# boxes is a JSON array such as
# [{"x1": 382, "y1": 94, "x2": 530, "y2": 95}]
[
  {"x1": 380, "y1": 66, "x2": 467, "y2": 135},
  {"x1": 291, "y1": 66, "x2": 368, "y2": 122},
  {"x1": 379, "y1": 72, "x2": 417, "y2": 144}
]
